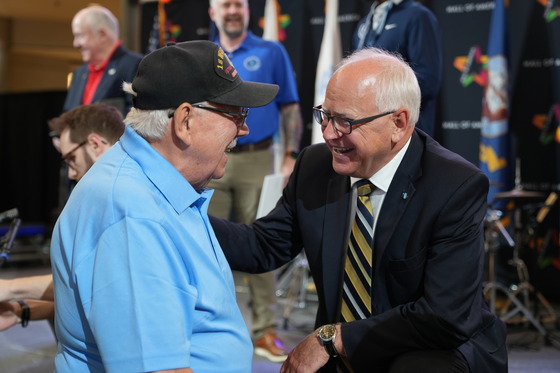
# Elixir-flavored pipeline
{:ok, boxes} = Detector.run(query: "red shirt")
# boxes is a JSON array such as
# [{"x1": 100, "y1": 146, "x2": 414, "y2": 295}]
[{"x1": 82, "y1": 42, "x2": 122, "y2": 105}]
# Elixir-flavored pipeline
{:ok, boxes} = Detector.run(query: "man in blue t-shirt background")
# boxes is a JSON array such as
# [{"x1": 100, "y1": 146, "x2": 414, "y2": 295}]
[{"x1": 208, "y1": 0, "x2": 303, "y2": 363}]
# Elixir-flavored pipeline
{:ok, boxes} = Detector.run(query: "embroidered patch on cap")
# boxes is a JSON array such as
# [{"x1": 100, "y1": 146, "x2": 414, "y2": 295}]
[{"x1": 215, "y1": 47, "x2": 238, "y2": 82}]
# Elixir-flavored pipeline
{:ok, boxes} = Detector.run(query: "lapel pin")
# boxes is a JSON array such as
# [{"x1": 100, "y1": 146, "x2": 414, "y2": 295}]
[
  {"x1": 401, "y1": 192, "x2": 408, "y2": 200},
  {"x1": 108, "y1": 68, "x2": 116, "y2": 76}
]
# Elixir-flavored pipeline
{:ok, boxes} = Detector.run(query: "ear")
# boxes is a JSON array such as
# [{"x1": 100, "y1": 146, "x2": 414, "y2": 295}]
[
  {"x1": 172, "y1": 103, "x2": 194, "y2": 147},
  {"x1": 97, "y1": 26, "x2": 108, "y2": 39},
  {"x1": 390, "y1": 109, "x2": 411, "y2": 144},
  {"x1": 209, "y1": 6, "x2": 216, "y2": 21},
  {"x1": 87, "y1": 133, "x2": 111, "y2": 158}
]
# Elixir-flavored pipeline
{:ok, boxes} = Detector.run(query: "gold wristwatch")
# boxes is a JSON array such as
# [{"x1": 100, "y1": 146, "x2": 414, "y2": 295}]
[{"x1": 317, "y1": 324, "x2": 339, "y2": 357}]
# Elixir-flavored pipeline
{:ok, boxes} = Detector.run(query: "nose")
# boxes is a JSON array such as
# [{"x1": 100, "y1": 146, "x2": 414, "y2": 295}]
[
  {"x1": 67, "y1": 166, "x2": 78, "y2": 181},
  {"x1": 321, "y1": 119, "x2": 343, "y2": 141},
  {"x1": 226, "y1": 3, "x2": 240, "y2": 14},
  {"x1": 236, "y1": 122, "x2": 249, "y2": 137}
]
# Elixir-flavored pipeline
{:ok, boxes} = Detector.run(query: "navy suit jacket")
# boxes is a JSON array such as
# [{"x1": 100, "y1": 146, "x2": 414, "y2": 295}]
[
  {"x1": 63, "y1": 46, "x2": 142, "y2": 116},
  {"x1": 211, "y1": 129, "x2": 507, "y2": 372}
]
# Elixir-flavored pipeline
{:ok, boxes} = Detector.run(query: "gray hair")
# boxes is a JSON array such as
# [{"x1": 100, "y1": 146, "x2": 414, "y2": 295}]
[
  {"x1": 122, "y1": 83, "x2": 173, "y2": 141},
  {"x1": 75, "y1": 5, "x2": 120, "y2": 39},
  {"x1": 338, "y1": 47, "x2": 421, "y2": 126}
]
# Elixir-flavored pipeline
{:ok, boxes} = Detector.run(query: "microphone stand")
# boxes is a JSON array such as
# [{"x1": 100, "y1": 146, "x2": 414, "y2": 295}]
[{"x1": 0, "y1": 213, "x2": 22, "y2": 267}]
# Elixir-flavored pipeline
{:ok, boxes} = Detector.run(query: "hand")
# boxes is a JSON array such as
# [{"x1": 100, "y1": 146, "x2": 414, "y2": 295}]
[
  {"x1": 0, "y1": 279, "x2": 13, "y2": 302},
  {"x1": 280, "y1": 331, "x2": 330, "y2": 373},
  {"x1": 0, "y1": 301, "x2": 20, "y2": 331}
]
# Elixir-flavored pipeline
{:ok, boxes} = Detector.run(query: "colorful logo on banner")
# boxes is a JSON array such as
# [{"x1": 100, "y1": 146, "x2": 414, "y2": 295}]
[
  {"x1": 533, "y1": 104, "x2": 560, "y2": 145},
  {"x1": 538, "y1": 0, "x2": 560, "y2": 22},
  {"x1": 454, "y1": 46, "x2": 488, "y2": 87},
  {"x1": 258, "y1": 5, "x2": 291, "y2": 42}
]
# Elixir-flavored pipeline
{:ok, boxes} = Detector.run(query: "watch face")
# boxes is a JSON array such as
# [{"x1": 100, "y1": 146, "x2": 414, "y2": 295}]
[{"x1": 321, "y1": 324, "x2": 336, "y2": 339}]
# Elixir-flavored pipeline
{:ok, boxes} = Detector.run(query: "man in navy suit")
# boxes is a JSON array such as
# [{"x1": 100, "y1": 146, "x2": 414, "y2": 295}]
[
  {"x1": 211, "y1": 48, "x2": 508, "y2": 372},
  {"x1": 63, "y1": 5, "x2": 142, "y2": 116}
]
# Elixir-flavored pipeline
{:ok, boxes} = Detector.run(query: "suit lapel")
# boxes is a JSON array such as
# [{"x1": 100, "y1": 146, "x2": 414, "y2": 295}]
[
  {"x1": 321, "y1": 173, "x2": 352, "y2": 322},
  {"x1": 374, "y1": 131, "x2": 423, "y2": 272},
  {"x1": 92, "y1": 60, "x2": 118, "y2": 103},
  {"x1": 91, "y1": 46, "x2": 124, "y2": 103}
]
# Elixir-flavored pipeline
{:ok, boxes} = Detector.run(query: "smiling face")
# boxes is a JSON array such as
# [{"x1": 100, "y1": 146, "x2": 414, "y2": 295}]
[
  {"x1": 320, "y1": 58, "x2": 413, "y2": 179},
  {"x1": 187, "y1": 102, "x2": 249, "y2": 190},
  {"x1": 72, "y1": 14, "x2": 105, "y2": 65},
  {"x1": 209, "y1": 0, "x2": 250, "y2": 40}
]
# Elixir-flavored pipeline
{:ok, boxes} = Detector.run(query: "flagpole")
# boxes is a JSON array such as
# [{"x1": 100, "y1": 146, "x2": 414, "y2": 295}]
[{"x1": 312, "y1": 0, "x2": 343, "y2": 144}]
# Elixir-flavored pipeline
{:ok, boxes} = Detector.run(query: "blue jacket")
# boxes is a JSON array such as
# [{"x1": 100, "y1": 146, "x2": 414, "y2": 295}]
[{"x1": 353, "y1": 0, "x2": 442, "y2": 136}]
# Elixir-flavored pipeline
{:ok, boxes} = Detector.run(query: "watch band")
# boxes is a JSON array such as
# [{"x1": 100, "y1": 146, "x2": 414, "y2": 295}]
[
  {"x1": 17, "y1": 299, "x2": 30, "y2": 327},
  {"x1": 323, "y1": 339, "x2": 339, "y2": 358}
]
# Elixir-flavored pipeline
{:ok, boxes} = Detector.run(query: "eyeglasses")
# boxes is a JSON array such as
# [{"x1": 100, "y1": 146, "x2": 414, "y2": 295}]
[
  {"x1": 193, "y1": 104, "x2": 249, "y2": 127},
  {"x1": 168, "y1": 104, "x2": 249, "y2": 128},
  {"x1": 312, "y1": 105, "x2": 395, "y2": 135},
  {"x1": 61, "y1": 140, "x2": 87, "y2": 165}
]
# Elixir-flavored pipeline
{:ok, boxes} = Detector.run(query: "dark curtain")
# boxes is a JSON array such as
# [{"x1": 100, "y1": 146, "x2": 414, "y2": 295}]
[{"x1": 0, "y1": 91, "x2": 66, "y2": 233}]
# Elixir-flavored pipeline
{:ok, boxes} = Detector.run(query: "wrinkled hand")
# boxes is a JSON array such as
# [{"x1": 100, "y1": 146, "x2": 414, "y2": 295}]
[
  {"x1": 280, "y1": 331, "x2": 330, "y2": 373},
  {"x1": 0, "y1": 301, "x2": 19, "y2": 331}
]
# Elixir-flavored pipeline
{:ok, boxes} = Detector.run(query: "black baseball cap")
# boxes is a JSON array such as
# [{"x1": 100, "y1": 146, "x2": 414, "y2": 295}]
[{"x1": 131, "y1": 40, "x2": 279, "y2": 110}]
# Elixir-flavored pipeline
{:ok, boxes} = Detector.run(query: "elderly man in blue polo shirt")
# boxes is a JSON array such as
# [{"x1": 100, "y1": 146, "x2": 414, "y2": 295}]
[{"x1": 50, "y1": 41, "x2": 278, "y2": 373}]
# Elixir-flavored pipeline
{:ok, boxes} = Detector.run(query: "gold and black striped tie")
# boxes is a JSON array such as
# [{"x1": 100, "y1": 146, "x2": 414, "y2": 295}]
[{"x1": 341, "y1": 179, "x2": 374, "y2": 322}]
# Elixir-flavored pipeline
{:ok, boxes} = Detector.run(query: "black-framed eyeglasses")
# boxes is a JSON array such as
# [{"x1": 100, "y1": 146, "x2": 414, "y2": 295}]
[
  {"x1": 168, "y1": 104, "x2": 249, "y2": 127},
  {"x1": 61, "y1": 140, "x2": 87, "y2": 165},
  {"x1": 312, "y1": 105, "x2": 395, "y2": 135}
]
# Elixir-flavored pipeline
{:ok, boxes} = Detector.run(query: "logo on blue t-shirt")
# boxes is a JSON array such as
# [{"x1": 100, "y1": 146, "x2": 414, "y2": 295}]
[{"x1": 243, "y1": 56, "x2": 261, "y2": 72}]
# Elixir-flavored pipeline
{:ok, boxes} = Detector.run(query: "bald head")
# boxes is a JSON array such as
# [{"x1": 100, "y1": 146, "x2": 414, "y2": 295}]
[
  {"x1": 72, "y1": 5, "x2": 120, "y2": 65},
  {"x1": 334, "y1": 48, "x2": 421, "y2": 127}
]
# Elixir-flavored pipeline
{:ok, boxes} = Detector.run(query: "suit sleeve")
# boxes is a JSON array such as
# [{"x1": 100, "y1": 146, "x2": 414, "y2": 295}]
[{"x1": 210, "y1": 148, "x2": 310, "y2": 272}]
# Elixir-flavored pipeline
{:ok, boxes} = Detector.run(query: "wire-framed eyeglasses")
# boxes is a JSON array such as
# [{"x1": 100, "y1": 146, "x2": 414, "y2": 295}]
[
  {"x1": 169, "y1": 104, "x2": 249, "y2": 127},
  {"x1": 312, "y1": 105, "x2": 395, "y2": 134}
]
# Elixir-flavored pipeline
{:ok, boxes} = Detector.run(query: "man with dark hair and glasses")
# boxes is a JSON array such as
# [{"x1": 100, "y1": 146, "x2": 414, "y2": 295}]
[
  {"x1": 211, "y1": 47, "x2": 508, "y2": 372},
  {"x1": 50, "y1": 40, "x2": 278, "y2": 372},
  {"x1": 0, "y1": 103, "x2": 123, "y2": 332},
  {"x1": 58, "y1": 103, "x2": 124, "y2": 182}
]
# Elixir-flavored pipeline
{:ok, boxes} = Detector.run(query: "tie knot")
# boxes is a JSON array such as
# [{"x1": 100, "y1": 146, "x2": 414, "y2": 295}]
[{"x1": 356, "y1": 179, "x2": 374, "y2": 196}]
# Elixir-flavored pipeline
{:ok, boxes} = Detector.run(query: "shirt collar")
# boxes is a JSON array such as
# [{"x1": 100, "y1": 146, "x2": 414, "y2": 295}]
[
  {"x1": 351, "y1": 136, "x2": 412, "y2": 193},
  {"x1": 214, "y1": 31, "x2": 257, "y2": 55},
  {"x1": 119, "y1": 126, "x2": 208, "y2": 215}
]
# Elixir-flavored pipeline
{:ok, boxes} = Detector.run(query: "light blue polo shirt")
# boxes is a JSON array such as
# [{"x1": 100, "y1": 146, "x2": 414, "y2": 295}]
[
  {"x1": 51, "y1": 126, "x2": 252, "y2": 373},
  {"x1": 215, "y1": 31, "x2": 299, "y2": 145}
]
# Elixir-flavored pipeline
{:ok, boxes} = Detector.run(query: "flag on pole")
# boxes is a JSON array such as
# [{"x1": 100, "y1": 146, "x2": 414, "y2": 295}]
[
  {"x1": 479, "y1": 0, "x2": 513, "y2": 207},
  {"x1": 312, "y1": 0, "x2": 343, "y2": 144},
  {"x1": 262, "y1": 0, "x2": 279, "y2": 42}
]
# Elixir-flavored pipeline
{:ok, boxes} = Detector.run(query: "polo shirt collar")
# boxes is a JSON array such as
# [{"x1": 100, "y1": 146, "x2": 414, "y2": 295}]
[{"x1": 119, "y1": 126, "x2": 211, "y2": 215}]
